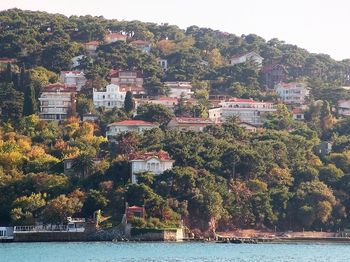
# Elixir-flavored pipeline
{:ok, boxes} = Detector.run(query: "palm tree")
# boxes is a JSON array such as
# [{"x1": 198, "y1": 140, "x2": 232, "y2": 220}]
[{"x1": 72, "y1": 153, "x2": 95, "y2": 178}]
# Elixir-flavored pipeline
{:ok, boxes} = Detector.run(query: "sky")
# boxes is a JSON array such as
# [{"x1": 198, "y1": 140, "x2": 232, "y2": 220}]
[{"x1": 1, "y1": 0, "x2": 350, "y2": 60}]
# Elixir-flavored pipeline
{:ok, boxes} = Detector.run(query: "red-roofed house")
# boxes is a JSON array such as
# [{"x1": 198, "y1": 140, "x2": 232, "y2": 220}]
[
  {"x1": 292, "y1": 107, "x2": 305, "y2": 120},
  {"x1": 126, "y1": 206, "x2": 145, "y2": 221},
  {"x1": 130, "y1": 40, "x2": 151, "y2": 54},
  {"x1": 130, "y1": 151, "x2": 174, "y2": 183},
  {"x1": 167, "y1": 117, "x2": 214, "y2": 131},
  {"x1": 105, "y1": 32, "x2": 127, "y2": 44},
  {"x1": 39, "y1": 83, "x2": 77, "y2": 121},
  {"x1": 0, "y1": 58, "x2": 17, "y2": 71},
  {"x1": 84, "y1": 41, "x2": 101, "y2": 56},
  {"x1": 109, "y1": 70, "x2": 145, "y2": 95},
  {"x1": 230, "y1": 51, "x2": 263, "y2": 67},
  {"x1": 208, "y1": 98, "x2": 276, "y2": 125},
  {"x1": 106, "y1": 120, "x2": 158, "y2": 139}
]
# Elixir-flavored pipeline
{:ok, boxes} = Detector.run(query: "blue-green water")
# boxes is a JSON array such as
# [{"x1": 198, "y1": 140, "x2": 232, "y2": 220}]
[{"x1": 1, "y1": 242, "x2": 350, "y2": 262}]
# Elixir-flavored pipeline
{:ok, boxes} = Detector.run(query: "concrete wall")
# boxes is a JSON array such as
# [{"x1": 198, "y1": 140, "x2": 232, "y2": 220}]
[
  {"x1": 14, "y1": 232, "x2": 88, "y2": 242},
  {"x1": 130, "y1": 228, "x2": 184, "y2": 241}
]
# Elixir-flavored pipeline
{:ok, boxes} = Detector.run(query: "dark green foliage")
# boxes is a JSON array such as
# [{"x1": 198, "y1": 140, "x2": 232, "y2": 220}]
[
  {"x1": 0, "y1": 82, "x2": 24, "y2": 123},
  {"x1": 124, "y1": 91, "x2": 134, "y2": 113}
]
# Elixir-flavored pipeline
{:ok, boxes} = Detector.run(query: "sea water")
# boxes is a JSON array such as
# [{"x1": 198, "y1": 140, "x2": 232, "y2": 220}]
[{"x1": 0, "y1": 242, "x2": 349, "y2": 262}]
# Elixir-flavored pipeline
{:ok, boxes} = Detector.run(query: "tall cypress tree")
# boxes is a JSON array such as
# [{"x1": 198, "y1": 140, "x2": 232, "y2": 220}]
[
  {"x1": 5, "y1": 62, "x2": 12, "y2": 83},
  {"x1": 23, "y1": 71, "x2": 37, "y2": 116},
  {"x1": 19, "y1": 63, "x2": 26, "y2": 92},
  {"x1": 124, "y1": 91, "x2": 134, "y2": 113}
]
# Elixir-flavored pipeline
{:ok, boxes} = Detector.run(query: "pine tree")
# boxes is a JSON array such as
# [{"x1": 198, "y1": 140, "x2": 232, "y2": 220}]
[{"x1": 124, "y1": 91, "x2": 134, "y2": 113}]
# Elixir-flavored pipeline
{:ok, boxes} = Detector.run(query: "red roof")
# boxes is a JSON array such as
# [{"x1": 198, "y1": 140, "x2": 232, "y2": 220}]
[
  {"x1": 158, "y1": 97, "x2": 178, "y2": 101},
  {"x1": 0, "y1": 58, "x2": 17, "y2": 63},
  {"x1": 108, "y1": 120, "x2": 156, "y2": 127},
  {"x1": 120, "y1": 86, "x2": 145, "y2": 93},
  {"x1": 130, "y1": 40, "x2": 150, "y2": 45},
  {"x1": 85, "y1": 41, "x2": 101, "y2": 46},
  {"x1": 106, "y1": 33, "x2": 127, "y2": 39},
  {"x1": 130, "y1": 150, "x2": 172, "y2": 161},
  {"x1": 43, "y1": 82, "x2": 77, "y2": 92},
  {"x1": 292, "y1": 108, "x2": 304, "y2": 114},
  {"x1": 108, "y1": 69, "x2": 143, "y2": 79},
  {"x1": 61, "y1": 70, "x2": 83, "y2": 74},
  {"x1": 227, "y1": 98, "x2": 255, "y2": 103}
]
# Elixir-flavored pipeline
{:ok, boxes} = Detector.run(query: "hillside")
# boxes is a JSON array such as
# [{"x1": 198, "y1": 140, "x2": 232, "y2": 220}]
[{"x1": 1, "y1": 8, "x2": 350, "y2": 235}]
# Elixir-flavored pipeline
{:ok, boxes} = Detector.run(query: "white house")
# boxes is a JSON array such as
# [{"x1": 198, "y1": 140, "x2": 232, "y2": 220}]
[
  {"x1": 292, "y1": 107, "x2": 305, "y2": 120},
  {"x1": 106, "y1": 120, "x2": 158, "y2": 139},
  {"x1": 338, "y1": 100, "x2": 350, "y2": 116},
  {"x1": 93, "y1": 84, "x2": 126, "y2": 109},
  {"x1": 208, "y1": 98, "x2": 276, "y2": 125},
  {"x1": 157, "y1": 58, "x2": 168, "y2": 70},
  {"x1": 104, "y1": 32, "x2": 127, "y2": 44},
  {"x1": 164, "y1": 82, "x2": 193, "y2": 98},
  {"x1": 230, "y1": 51, "x2": 263, "y2": 67},
  {"x1": 130, "y1": 40, "x2": 151, "y2": 54},
  {"x1": 60, "y1": 70, "x2": 86, "y2": 91},
  {"x1": 109, "y1": 70, "x2": 145, "y2": 95},
  {"x1": 130, "y1": 151, "x2": 174, "y2": 184},
  {"x1": 71, "y1": 55, "x2": 85, "y2": 68},
  {"x1": 39, "y1": 83, "x2": 76, "y2": 121},
  {"x1": 0, "y1": 227, "x2": 14, "y2": 240},
  {"x1": 275, "y1": 82, "x2": 310, "y2": 105}
]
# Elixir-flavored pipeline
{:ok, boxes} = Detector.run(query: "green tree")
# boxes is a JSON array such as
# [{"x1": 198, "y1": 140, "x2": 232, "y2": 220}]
[
  {"x1": 124, "y1": 91, "x2": 134, "y2": 113},
  {"x1": 72, "y1": 153, "x2": 95, "y2": 178}
]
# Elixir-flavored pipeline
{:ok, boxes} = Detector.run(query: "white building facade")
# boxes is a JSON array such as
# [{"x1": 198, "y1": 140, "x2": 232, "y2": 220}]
[
  {"x1": 93, "y1": 84, "x2": 126, "y2": 109},
  {"x1": 109, "y1": 70, "x2": 145, "y2": 95},
  {"x1": 165, "y1": 82, "x2": 193, "y2": 98},
  {"x1": 275, "y1": 82, "x2": 310, "y2": 105},
  {"x1": 60, "y1": 71, "x2": 86, "y2": 91},
  {"x1": 130, "y1": 151, "x2": 174, "y2": 184},
  {"x1": 208, "y1": 98, "x2": 276, "y2": 125},
  {"x1": 230, "y1": 51, "x2": 263, "y2": 67},
  {"x1": 338, "y1": 100, "x2": 350, "y2": 116},
  {"x1": 39, "y1": 83, "x2": 76, "y2": 121},
  {"x1": 106, "y1": 120, "x2": 158, "y2": 139}
]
